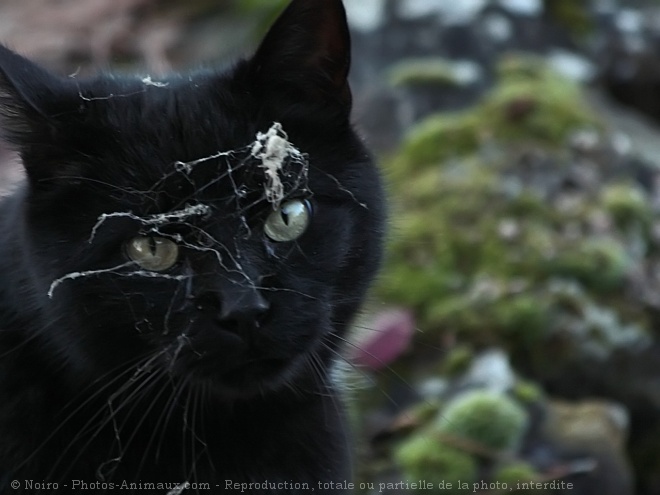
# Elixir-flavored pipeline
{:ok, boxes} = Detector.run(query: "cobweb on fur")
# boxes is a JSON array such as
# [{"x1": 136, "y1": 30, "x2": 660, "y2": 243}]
[{"x1": 47, "y1": 123, "x2": 310, "y2": 298}]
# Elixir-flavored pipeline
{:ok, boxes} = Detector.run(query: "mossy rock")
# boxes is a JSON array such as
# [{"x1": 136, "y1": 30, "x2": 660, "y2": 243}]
[
  {"x1": 389, "y1": 58, "x2": 472, "y2": 88},
  {"x1": 395, "y1": 434, "x2": 477, "y2": 494},
  {"x1": 376, "y1": 49, "x2": 651, "y2": 377},
  {"x1": 543, "y1": 0, "x2": 593, "y2": 37},
  {"x1": 436, "y1": 391, "x2": 529, "y2": 453},
  {"x1": 441, "y1": 345, "x2": 475, "y2": 377},
  {"x1": 398, "y1": 112, "x2": 482, "y2": 172},
  {"x1": 398, "y1": 55, "x2": 600, "y2": 170},
  {"x1": 378, "y1": 143, "x2": 644, "y2": 345},
  {"x1": 494, "y1": 462, "x2": 546, "y2": 494},
  {"x1": 543, "y1": 238, "x2": 632, "y2": 293},
  {"x1": 601, "y1": 183, "x2": 652, "y2": 228},
  {"x1": 423, "y1": 284, "x2": 550, "y2": 346},
  {"x1": 512, "y1": 380, "x2": 545, "y2": 404}
]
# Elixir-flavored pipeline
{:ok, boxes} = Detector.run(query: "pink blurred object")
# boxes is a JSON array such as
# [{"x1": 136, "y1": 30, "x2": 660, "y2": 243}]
[{"x1": 351, "y1": 309, "x2": 416, "y2": 370}]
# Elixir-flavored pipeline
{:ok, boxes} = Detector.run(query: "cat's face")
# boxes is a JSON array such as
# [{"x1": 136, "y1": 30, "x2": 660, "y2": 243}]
[{"x1": 0, "y1": 0, "x2": 384, "y2": 398}]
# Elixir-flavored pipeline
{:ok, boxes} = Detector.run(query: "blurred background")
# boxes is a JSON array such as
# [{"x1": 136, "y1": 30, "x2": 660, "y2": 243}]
[{"x1": 2, "y1": 1, "x2": 660, "y2": 494}]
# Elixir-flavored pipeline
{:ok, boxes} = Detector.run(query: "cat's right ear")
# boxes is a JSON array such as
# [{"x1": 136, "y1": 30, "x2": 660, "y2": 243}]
[
  {"x1": 0, "y1": 45, "x2": 76, "y2": 182},
  {"x1": 242, "y1": 0, "x2": 353, "y2": 120}
]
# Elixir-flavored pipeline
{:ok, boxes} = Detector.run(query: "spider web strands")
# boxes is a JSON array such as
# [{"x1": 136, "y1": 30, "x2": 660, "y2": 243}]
[
  {"x1": 129, "y1": 123, "x2": 309, "y2": 213},
  {"x1": 170, "y1": 122, "x2": 309, "y2": 210},
  {"x1": 88, "y1": 204, "x2": 212, "y2": 244},
  {"x1": 50, "y1": 123, "x2": 310, "y2": 298},
  {"x1": 48, "y1": 262, "x2": 189, "y2": 298}
]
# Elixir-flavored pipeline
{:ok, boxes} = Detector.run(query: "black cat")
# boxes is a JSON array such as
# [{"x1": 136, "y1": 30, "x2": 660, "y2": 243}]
[{"x1": 0, "y1": 0, "x2": 385, "y2": 493}]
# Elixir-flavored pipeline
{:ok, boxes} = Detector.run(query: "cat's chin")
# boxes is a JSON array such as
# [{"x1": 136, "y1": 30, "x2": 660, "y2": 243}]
[
  {"x1": 211, "y1": 358, "x2": 295, "y2": 399},
  {"x1": 175, "y1": 352, "x2": 306, "y2": 400}
]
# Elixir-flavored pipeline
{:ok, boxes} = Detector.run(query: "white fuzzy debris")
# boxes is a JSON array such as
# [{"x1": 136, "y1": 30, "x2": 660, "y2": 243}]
[
  {"x1": 48, "y1": 262, "x2": 188, "y2": 298},
  {"x1": 251, "y1": 123, "x2": 303, "y2": 207},
  {"x1": 89, "y1": 204, "x2": 211, "y2": 243},
  {"x1": 141, "y1": 76, "x2": 169, "y2": 88}
]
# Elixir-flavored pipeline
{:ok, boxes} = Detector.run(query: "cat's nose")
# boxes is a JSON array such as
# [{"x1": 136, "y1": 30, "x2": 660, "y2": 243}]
[
  {"x1": 218, "y1": 289, "x2": 270, "y2": 326},
  {"x1": 193, "y1": 275, "x2": 271, "y2": 329}
]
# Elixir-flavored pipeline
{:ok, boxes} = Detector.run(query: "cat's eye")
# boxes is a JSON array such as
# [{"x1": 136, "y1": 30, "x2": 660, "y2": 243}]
[
  {"x1": 125, "y1": 236, "x2": 179, "y2": 271},
  {"x1": 264, "y1": 200, "x2": 311, "y2": 242}
]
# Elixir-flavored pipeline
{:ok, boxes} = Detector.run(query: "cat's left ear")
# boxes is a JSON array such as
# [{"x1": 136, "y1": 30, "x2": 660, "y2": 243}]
[
  {"x1": 246, "y1": 0, "x2": 352, "y2": 117},
  {"x1": 0, "y1": 45, "x2": 79, "y2": 183},
  {"x1": 0, "y1": 45, "x2": 62, "y2": 145}
]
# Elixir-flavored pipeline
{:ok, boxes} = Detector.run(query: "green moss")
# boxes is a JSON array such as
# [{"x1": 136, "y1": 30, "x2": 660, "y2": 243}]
[
  {"x1": 601, "y1": 183, "x2": 652, "y2": 228},
  {"x1": 395, "y1": 434, "x2": 477, "y2": 494},
  {"x1": 375, "y1": 52, "x2": 649, "y2": 366},
  {"x1": 389, "y1": 58, "x2": 468, "y2": 88},
  {"x1": 409, "y1": 400, "x2": 444, "y2": 426},
  {"x1": 485, "y1": 65, "x2": 596, "y2": 145},
  {"x1": 398, "y1": 55, "x2": 599, "y2": 170},
  {"x1": 544, "y1": 0, "x2": 593, "y2": 37},
  {"x1": 436, "y1": 391, "x2": 529, "y2": 453},
  {"x1": 400, "y1": 112, "x2": 481, "y2": 169},
  {"x1": 494, "y1": 462, "x2": 545, "y2": 494},
  {"x1": 545, "y1": 239, "x2": 631, "y2": 292},
  {"x1": 423, "y1": 285, "x2": 550, "y2": 346},
  {"x1": 492, "y1": 294, "x2": 549, "y2": 342},
  {"x1": 505, "y1": 191, "x2": 549, "y2": 218},
  {"x1": 441, "y1": 345, "x2": 475, "y2": 377},
  {"x1": 512, "y1": 380, "x2": 544, "y2": 404}
]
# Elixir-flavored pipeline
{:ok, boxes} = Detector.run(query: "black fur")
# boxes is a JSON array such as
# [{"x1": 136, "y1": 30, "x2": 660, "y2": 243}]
[{"x1": 0, "y1": 1, "x2": 385, "y2": 493}]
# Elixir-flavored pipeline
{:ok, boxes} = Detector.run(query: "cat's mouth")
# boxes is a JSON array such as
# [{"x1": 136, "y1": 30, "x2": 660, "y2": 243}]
[
  {"x1": 163, "y1": 331, "x2": 308, "y2": 398},
  {"x1": 220, "y1": 357, "x2": 290, "y2": 386},
  {"x1": 192, "y1": 355, "x2": 300, "y2": 399}
]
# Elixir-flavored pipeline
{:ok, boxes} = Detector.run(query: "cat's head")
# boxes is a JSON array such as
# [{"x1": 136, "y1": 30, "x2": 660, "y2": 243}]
[{"x1": 0, "y1": 0, "x2": 385, "y2": 398}]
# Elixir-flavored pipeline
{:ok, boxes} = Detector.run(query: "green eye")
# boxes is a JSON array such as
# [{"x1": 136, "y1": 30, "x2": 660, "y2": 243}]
[
  {"x1": 125, "y1": 236, "x2": 179, "y2": 271},
  {"x1": 264, "y1": 200, "x2": 311, "y2": 242}
]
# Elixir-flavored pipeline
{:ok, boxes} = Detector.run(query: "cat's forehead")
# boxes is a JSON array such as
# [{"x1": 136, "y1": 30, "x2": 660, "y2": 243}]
[
  {"x1": 78, "y1": 76, "x2": 258, "y2": 193},
  {"x1": 71, "y1": 73, "x2": 365, "y2": 218},
  {"x1": 98, "y1": 104, "x2": 312, "y2": 219},
  {"x1": 90, "y1": 73, "x2": 249, "y2": 151}
]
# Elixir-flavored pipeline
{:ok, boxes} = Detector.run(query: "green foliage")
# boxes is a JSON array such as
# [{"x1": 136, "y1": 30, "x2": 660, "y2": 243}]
[
  {"x1": 398, "y1": 55, "x2": 599, "y2": 170},
  {"x1": 395, "y1": 434, "x2": 476, "y2": 494},
  {"x1": 494, "y1": 462, "x2": 545, "y2": 494},
  {"x1": 544, "y1": 238, "x2": 632, "y2": 292},
  {"x1": 543, "y1": 0, "x2": 593, "y2": 37},
  {"x1": 426, "y1": 289, "x2": 550, "y2": 345},
  {"x1": 399, "y1": 113, "x2": 481, "y2": 170},
  {"x1": 512, "y1": 380, "x2": 544, "y2": 404},
  {"x1": 389, "y1": 58, "x2": 467, "y2": 88},
  {"x1": 441, "y1": 345, "x2": 475, "y2": 377},
  {"x1": 376, "y1": 55, "x2": 651, "y2": 358},
  {"x1": 437, "y1": 391, "x2": 529, "y2": 452},
  {"x1": 601, "y1": 183, "x2": 652, "y2": 228}
]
